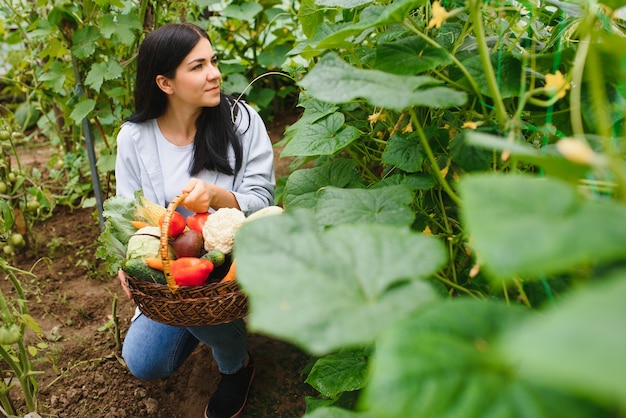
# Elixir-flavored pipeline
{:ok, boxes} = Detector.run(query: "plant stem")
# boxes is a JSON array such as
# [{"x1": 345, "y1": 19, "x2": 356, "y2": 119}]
[
  {"x1": 409, "y1": 109, "x2": 461, "y2": 206},
  {"x1": 468, "y1": 0, "x2": 508, "y2": 127},
  {"x1": 569, "y1": 34, "x2": 591, "y2": 139}
]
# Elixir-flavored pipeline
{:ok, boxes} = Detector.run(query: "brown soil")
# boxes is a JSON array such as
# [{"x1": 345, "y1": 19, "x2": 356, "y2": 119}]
[{"x1": 3, "y1": 112, "x2": 318, "y2": 417}]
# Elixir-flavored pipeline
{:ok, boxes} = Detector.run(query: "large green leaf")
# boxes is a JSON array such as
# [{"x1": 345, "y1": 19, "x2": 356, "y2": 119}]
[
  {"x1": 71, "y1": 26, "x2": 100, "y2": 59},
  {"x1": 315, "y1": 0, "x2": 427, "y2": 48},
  {"x1": 99, "y1": 13, "x2": 141, "y2": 45},
  {"x1": 382, "y1": 132, "x2": 424, "y2": 172},
  {"x1": 459, "y1": 173, "x2": 626, "y2": 281},
  {"x1": 281, "y1": 112, "x2": 361, "y2": 157},
  {"x1": 315, "y1": 185, "x2": 415, "y2": 227},
  {"x1": 499, "y1": 273, "x2": 626, "y2": 409},
  {"x1": 362, "y1": 299, "x2": 607, "y2": 418},
  {"x1": 306, "y1": 349, "x2": 370, "y2": 398},
  {"x1": 69, "y1": 99, "x2": 95, "y2": 124},
  {"x1": 299, "y1": 53, "x2": 467, "y2": 111},
  {"x1": 223, "y1": 2, "x2": 263, "y2": 20},
  {"x1": 457, "y1": 53, "x2": 522, "y2": 99},
  {"x1": 236, "y1": 213, "x2": 445, "y2": 355},
  {"x1": 298, "y1": 0, "x2": 327, "y2": 38},
  {"x1": 85, "y1": 60, "x2": 123, "y2": 92},
  {"x1": 281, "y1": 97, "x2": 338, "y2": 145},
  {"x1": 283, "y1": 159, "x2": 362, "y2": 210},
  {"x1": 375, "y1": 36, "x2": 453, "y2": 75}
]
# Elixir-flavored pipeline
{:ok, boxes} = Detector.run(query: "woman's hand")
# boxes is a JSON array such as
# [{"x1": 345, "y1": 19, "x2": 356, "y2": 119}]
[
  {"x1": 181, "y1": 178, "x2": 240, "y2": 212},
  {"x1": 118, "y1": 269, "x2": 135, "y2": 304}
]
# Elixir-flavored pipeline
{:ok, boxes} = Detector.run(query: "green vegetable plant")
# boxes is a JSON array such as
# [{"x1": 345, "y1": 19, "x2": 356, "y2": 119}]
[
  {"x1": 0, "y1": 116, "x2": 55, "y2": 260},
  {"x1": 232, "y1": 0, "x2": 626, "y2": 416},
  {"x1": 0, "y1": 258, "x2": 47, "y2": 416}
]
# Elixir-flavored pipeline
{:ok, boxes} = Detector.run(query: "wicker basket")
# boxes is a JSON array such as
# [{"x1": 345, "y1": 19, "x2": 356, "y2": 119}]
[{"x1": 125, "y1": 193, "x2": 248, "y2": 327}]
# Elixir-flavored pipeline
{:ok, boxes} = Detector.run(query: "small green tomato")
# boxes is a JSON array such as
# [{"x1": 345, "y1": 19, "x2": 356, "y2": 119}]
[
  {"x1": 0, "y1": 131, "x2": 10, "y2": 141},
  {"x1": 3, "y1": 244, "x2": 14, "y2": 255},
  {"x1": 0, "y1": 181, "x2": 7, "y2": 194},
  {"x1": 26, "y1": 199, "x2": 40, "y2": 212},
  {"x1": 0, "y1": 324, "x2": 22, "y2": 345},
  {"x1": 10, "y1": 233, "x2": 25, "y2": 248}
]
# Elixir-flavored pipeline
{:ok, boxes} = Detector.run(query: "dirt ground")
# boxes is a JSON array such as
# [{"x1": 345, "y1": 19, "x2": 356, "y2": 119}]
[{"x1": 3, "y1": 113, "x2": 318, "y2": 417}]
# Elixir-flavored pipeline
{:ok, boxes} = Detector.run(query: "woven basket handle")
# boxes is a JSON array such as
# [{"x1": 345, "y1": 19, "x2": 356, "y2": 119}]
[{"x1": 159, "y1": 192, "x2": 189, "y2": 294}]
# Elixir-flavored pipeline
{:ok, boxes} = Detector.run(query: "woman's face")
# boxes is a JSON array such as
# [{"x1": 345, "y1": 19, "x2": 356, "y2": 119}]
[{"x1": 165, "y1": 37, "x2": 222, "y2": 108}]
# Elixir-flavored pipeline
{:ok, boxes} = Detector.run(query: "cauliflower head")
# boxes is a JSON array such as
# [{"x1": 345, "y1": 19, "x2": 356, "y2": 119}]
[{"x1": 202, "y1": 207, "x2": 246, "y2": 254}]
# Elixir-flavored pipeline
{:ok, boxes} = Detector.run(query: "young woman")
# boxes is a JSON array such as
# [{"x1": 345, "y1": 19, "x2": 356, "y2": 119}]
[{"x1": 115, "y1": 23, "x2": 275, "y2": 418}]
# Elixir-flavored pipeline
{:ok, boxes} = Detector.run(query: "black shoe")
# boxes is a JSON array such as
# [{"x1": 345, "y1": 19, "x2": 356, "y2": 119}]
[{"x1": 204, "y1": 356, "x2": 255, "y2": 418}]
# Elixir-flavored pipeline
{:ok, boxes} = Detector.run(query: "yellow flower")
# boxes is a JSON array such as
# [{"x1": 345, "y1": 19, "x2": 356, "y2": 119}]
[
  {"x1": 402, "y1": 123, "x2": 413, "y2": 133},
  {"x1": 428, "y1": 1, "x2": 449, "y2": 29},
  {"x1": 461, "y1": 121, "x2": 478, "y2": 129},
  {"x1": 367, "y1": 111, "x2": 386, "y2": 123},
  {"x1": 545, "y1": 70, "x2": 570, "y2": 99}
]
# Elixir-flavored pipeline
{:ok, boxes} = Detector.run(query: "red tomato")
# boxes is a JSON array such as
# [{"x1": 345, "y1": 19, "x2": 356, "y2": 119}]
[
  {"x1": 159, "y1": 211, "x2": 186, "y2": 237},
  {"x1": 187, "y1": 212, "x2": 210, "y2": 232},
  {"x1": 170, "y1": 257, "x2": 214, "y2": 286}
]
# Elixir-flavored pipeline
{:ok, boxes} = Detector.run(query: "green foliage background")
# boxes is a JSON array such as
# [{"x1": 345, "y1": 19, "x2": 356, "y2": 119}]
[{"x1": 1, "y1": 0, "x2": 626, "y2": 416}]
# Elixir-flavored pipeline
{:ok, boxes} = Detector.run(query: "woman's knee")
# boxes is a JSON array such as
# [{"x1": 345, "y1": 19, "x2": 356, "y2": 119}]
[{"x1": 121, "y1": 314, "x2": 198, "y2": 380}]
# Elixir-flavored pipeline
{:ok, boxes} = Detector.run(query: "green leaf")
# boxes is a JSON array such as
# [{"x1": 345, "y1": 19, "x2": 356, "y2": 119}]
[
  {"x1": 376, "y1": 173, "x2": 435, "y2": 190},
  {"x1": 95, "y1": 194, "x2": 139, "y2": 275},
  {"x1": 382, "y1": 133, "x2": 424, "y2": 172},
  {"x1": 283, "y1": 159, "x2": 363, "y2": 209},
  {"x1": 375, "y1": 36, "x2": 452, "y2": 75},
  {"x1": 281, "y1": 112, "x2": 360, "y2": 157},
  {"x1": 315, "y1": 0, "x2": 374, "y2": 7},
  {"x1": 69, "y1": 99, "x2": 95, "y2": 124},
  {"x1": 459, "y1": 53, "x2": 522, "y2": 99},
  {"x1": 316, "y1": 185, "x2": 416, "y2": 227},
  {"x1": 223, "y1": 2, "x2": 263, "y2": 20},
  {"x1": 306, "y1": 349, "x2": 370, "y2": 398},
  {"x1": 464, "y1": 131, "x2": 590, "y2": 181},
  {"x1": 499, "y1": 273, "x2": 626, "y2": 409},
  {"x1": 71, "y1": 26, "x2": 100, "y2": 59},
  {"x1": 38, "y1": 61, "x2": 67, "y2": 92},
  {"x1": 100, "y1": 13, "x2": 141, "y2": 45},
  {"x1": 85, "y1": 62, "x2": 107, "y2": 91},
  {"x1": 362, "y1": 299, "x2": 607, "y2": 418},
  {"x1": 449, "y1": 133, "x2": 492, "y2": 172},
  {"x1": 459, "y1": 173, "x2": 626, "y2": 281},
  {"x1": 281, "y1": 97, "x2": 338, "y2": 145},
  {"x1": 299, "y1": 53, "x2": 467, "y2": 111},
  {"x1": 236, "y1": 214, "x2": 444, "y2": 355},
  {"x1": 304, "y1": 406, "x2": 375, "y2": 417},
  {"x1": 85, "y1": 61, "x2": 124, "y2": 91},
  {"x1": 315, "y1": 1, "x2": 427, "y2": 48},
  {"x1": 298, "y1": 0, "x2": 327, "y2": 38}
]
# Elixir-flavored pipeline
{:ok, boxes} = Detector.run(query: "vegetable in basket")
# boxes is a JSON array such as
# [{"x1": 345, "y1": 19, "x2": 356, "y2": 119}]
[{"x1": 202, "y1": 207, "x2": 246, "y2": 254}]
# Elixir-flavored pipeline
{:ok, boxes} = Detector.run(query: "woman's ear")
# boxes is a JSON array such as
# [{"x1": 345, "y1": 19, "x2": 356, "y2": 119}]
[{"x1": 155, "y1": 75, "x2": 174, "y2": 95}]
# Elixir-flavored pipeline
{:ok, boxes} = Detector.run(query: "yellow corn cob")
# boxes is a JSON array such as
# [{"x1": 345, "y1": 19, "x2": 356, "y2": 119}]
[{"x1": 135, "y1": 196, "x2": 167, "y2": 226}]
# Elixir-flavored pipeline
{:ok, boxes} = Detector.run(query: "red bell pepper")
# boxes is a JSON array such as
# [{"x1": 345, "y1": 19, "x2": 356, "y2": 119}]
[
  {"x1": 170, "y1": 257, "x2": 214, "y2": 286},
  {"x1": 187, "y1": 212, "x2": 210, "y2": 232}
]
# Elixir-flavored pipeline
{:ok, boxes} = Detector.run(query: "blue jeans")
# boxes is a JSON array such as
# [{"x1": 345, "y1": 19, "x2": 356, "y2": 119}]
[{"x1": 122, "y1": 312, "x2": 248, "y2": 380}]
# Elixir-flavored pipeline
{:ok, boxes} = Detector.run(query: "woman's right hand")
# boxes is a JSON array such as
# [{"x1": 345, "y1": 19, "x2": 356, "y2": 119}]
[{"x1": 118, "y1": 269, "x2": 134, "y2": 303}]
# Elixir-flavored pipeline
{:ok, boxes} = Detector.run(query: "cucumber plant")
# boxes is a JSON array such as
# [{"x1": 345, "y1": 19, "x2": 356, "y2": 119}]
[{"x1": 234, "y1": 0, "x2": 626, "y2": 416}]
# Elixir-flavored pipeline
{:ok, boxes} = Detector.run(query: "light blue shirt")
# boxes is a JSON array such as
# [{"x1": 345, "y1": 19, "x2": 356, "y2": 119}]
[{"x1": 115, "y1": 102, "x2": 275, "y2": 216}]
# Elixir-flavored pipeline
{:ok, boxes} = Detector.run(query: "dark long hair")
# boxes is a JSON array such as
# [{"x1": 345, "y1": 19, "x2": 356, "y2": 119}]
[{"x1": 128, "y1": 23, "x2": 243, "y2": 176}]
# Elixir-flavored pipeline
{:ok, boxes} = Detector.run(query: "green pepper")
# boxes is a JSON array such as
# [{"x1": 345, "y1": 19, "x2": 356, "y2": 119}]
[
  {"x1": 170, "y1": 257, "x2": 214, "y2": 287},
  {"x1": 0, "y1": 323, "x2": 21, "y2": 345}
]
